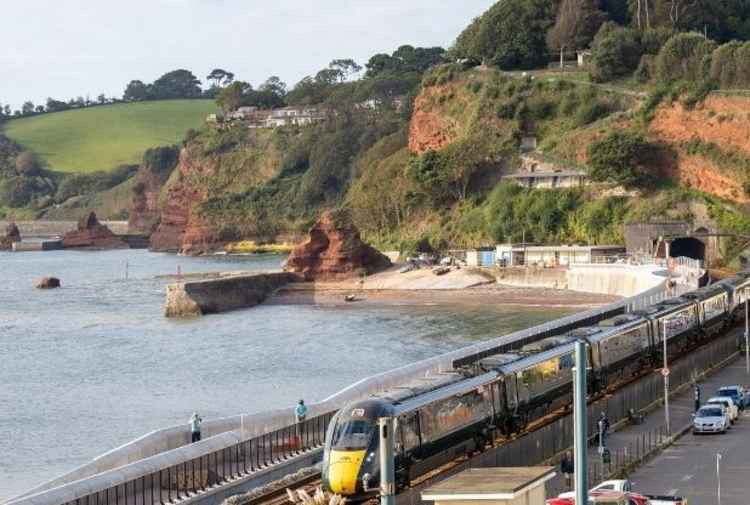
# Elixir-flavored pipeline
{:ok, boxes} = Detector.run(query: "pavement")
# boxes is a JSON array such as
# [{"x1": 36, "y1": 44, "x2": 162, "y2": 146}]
[{"x1": 586, "y1": 350, "x2": 750, "y2": 504}]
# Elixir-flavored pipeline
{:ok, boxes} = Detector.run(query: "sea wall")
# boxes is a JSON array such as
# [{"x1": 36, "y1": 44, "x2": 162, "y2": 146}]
[
  {"x1": 566, "y1": 264, "x2": 666, "y2": 297},
  {"x1": 495, "y1": 266, "x2": 568, "y2": 289},
  {"x1": 164, "y1": 272, "x2": 300, "y2": 317},
  {"x1": 0, "y1": 220, "x2": 129, "y2": 238}
]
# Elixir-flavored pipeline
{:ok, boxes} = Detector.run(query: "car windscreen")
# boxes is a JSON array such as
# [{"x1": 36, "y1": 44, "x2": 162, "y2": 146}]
[
  {"x1": 698, "y1": 407, "x2": 723, "y2": 417},
  {"x1": 718, "y1": 389, "x2": 737, "y2": 397},
  {"x1": 330, "y1": 420, "x2": 375, "y2": 450}
]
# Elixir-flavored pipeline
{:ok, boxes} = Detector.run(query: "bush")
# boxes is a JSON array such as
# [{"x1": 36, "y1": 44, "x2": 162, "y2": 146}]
[
  {"x1": 0, "y1": 176, "x2": 54, "y2": 207},
  {"x1": 587, "y1": 131, "x2": 651, "y2": 186},
  {"x1": 590, "y1": 23, "x2": 642, "y2": 82},
  {"x1": 142, "y1": 145, "x2": 179, "y2": 178},
  {"x1": 654, "y1": 32, "x2": 717, "y2": 84},
  {"x1": 574, "y1": 101, "x2": 611, "y2": 126},
  {"x1": 709, "y1": 41, "x2": 750, "y2": 89},
  {"x1": 14, "y1": 151, "x2": 42, "y2": 176}
]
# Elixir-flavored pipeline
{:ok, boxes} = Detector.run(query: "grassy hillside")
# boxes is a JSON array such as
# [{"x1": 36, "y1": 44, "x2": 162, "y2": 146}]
[{"x1": 3, "y1": 100, "x2": 216, "y2": 173}]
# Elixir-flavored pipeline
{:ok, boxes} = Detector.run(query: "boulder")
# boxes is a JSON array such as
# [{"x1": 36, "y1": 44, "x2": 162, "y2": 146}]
[
  {"x1": 36, "y1": 277, "x2": 61, "y2": 289},
  {"x1": 0, "y1": 222, "x2": 21, "y2": 250},
  {"x1": 285, "y1": 209, "x2": 392, "y2": 281},
  {"x1": 62, "y1": 212, "x2": 128, "y2": 249}
]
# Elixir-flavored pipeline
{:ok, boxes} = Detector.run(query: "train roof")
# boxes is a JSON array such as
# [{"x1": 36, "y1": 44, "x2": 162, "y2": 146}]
[
  {"x1": 371, "y1": 371, "x2": 468, "y2": 404},
  {"x1": 633, "y1": 296, "x2": 695, "y2": 318},
  {"x1": 393, "y1": 371, "x2": 499, "y2": 415},
  {"x1": 718, "y1": 273, "x2": 750, "y2": 291},
  {"x1": 681, "y1": 284, "x2": 728, "y2": 301},
  {"x1": 499, "y1": 342, "x2": 577, "y2": 375},
  {"x1": 598, "y1": 313, "x2": 643, "y2": 327},
  {"x1": 477, "y1": 353, "x2": 520, "y2": 371},
  {"x1": 521, "y1": 335, "x2": 575, "y2": 353}
]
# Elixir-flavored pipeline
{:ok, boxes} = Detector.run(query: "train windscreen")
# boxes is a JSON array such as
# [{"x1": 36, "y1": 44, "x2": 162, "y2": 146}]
[{"x1": 331, "y1": 420, "x2": 375, "y2": 450}]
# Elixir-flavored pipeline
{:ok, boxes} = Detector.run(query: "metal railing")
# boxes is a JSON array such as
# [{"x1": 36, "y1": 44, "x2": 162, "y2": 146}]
[{"x1": 56, "y1": 412, "x2": 335, "y2": 505}]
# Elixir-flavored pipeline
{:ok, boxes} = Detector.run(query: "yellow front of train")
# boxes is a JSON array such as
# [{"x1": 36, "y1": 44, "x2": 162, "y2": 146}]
[{"x1": 322, "y1": 400, "x2": 393, "y2": 498}]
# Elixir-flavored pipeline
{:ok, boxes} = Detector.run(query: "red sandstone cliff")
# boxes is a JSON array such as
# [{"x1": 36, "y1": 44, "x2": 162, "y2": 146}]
[
  {"x1": 285, "y1": 209, "x2": 392, "y2": 281},
  {"x1": 62, "y1": 212, "x2": 127, "y2": 249}
]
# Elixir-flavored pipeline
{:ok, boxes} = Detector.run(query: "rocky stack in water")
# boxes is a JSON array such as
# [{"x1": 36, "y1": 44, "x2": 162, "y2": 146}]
[
  {"x1": 0, "y1": 222, "x2": 21, "y2": 250},
  {"x1": 285, "y1": 209, "x2": 392, "y2": 281},
  {"x1": 62, "y1": 212, "x2": 128, "y2": 249}
]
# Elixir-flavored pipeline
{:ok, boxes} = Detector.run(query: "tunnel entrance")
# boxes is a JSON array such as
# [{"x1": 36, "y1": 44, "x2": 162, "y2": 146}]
[{"x1": 669, "y1": 237, "x2": 706, "y2": 261}]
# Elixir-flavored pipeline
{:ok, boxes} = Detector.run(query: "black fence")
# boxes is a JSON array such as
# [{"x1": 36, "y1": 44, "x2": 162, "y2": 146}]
[{"x1": 60, "y1": 412, "x2": 335, "y2": 505}]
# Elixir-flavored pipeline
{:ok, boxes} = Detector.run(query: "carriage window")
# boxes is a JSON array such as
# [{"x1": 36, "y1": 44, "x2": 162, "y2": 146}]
[
  {"x1": 662, "y1": 309, "x2": 696, "y2": 338},
  {"x1": 331, "y1": 420, "x2": 375, "y2": 450},
  {"x1": 703, "y1": 296, "x2": 726, "y2": 319}
]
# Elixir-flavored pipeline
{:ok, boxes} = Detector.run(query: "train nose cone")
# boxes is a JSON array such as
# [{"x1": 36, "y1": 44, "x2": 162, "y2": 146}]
[{"x1": 326, "y1": 450, "x2": 366, "y2": 495}]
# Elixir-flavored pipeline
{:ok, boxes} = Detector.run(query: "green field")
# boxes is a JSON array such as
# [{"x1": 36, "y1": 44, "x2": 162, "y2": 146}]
[{"x1": 3, "y1": 100, "x2": 217, "y2": 173}]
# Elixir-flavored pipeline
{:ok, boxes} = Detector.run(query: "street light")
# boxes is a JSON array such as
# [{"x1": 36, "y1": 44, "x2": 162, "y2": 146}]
[
  {"x1": 745, "y1": 297, "x2": 749, "y2": 376},
  {"x1": 663, "y1": 322, "x2": 671, "y2": 436}
]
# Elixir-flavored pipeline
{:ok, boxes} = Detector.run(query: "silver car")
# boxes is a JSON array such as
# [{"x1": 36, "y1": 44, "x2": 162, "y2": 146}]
[{"x1": 693, "y1": 405, "x2": 730, "y2": 434}]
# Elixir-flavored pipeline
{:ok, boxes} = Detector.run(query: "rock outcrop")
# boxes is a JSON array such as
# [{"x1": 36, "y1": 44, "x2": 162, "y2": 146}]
[
  {"x1": 129, "y1": 146, "x2": 180, "y2": 235},
  {"x1": 285, "y1": 209, "x2": 392, "y2": 281},
  {"x1": 36, "y1": 277, "x2": 61, "y2": 289},
  {"x1": 0, "y1": 222, "x2": 21, "y2": 250},
  {"x1": 62, "y1": 212, "x2": 128, "y2": 249}
]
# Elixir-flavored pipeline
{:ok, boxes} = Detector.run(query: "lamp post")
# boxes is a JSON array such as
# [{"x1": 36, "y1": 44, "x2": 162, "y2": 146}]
[
  {"x1": 663, "y1": 322, "x2": 671, "y2": 436},
  {"x1": 574, "y1": 340, "x2": 588, "y2": 505},
  {"x1": 717, "y1": 453, "x2": 722, "y2": 505},
  {"x1": 379, "y1": 417, "x2": 396, "y2": 505}
]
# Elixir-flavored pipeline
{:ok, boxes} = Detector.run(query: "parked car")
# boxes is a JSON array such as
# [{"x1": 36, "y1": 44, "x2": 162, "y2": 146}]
[
  {"x1": 693, "y1": 405, "x2": 731, "y2": 434},
  {"x1": 706, "y1": 396, "x2": 739, "y2": 422},
  {"x1": 717, "y1": 385, "x2": 748, "y2": 410},
  {"x1": 548, "y1": 490, "x2": 646, "y2": 505}
]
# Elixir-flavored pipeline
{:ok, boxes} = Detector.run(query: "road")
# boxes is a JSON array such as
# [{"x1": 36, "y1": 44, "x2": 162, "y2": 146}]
[{"x1": 627, "y1": 359, "x2": 750, "y2": 505}]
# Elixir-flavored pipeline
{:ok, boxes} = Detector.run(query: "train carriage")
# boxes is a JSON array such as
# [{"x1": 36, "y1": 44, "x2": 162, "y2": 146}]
[
  {"x1": 718, "y1": 271, "x2": 750, "y2": 320},
  {"x1": 582, "y1": 316, "x2": 651, "y2": 388},
  {"x1": 633, "y1": 298, "x2": 699, "y2": 361},
  {"x1": 681, "y1": 285, "x2": 730, "y2": 336}
]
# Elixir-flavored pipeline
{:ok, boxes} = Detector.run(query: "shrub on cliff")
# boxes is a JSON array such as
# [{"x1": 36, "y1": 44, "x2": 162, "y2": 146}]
[
  {"x1": 590, "y1": 23, "x2": 643, "y2": 82},
  {"x1": 654, "y1": 32, "x2": 716, "y2": 84},
  {"x1": 587, "y1": 131, "x2": 652, "y2": 186}
]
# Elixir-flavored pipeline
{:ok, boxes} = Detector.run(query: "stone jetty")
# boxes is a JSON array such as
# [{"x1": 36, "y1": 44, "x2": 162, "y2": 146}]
[{"x1": 165, "y1": 272, "x2": 300, "y2": 317}]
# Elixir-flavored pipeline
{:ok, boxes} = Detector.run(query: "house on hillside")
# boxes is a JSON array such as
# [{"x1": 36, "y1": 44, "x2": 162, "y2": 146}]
[
  {"x1": 502, "y1": 153, "x2": 589, "y2": 189},
  {"x1": 264, "y1": 107, "x2": 326, "y2": 127}
]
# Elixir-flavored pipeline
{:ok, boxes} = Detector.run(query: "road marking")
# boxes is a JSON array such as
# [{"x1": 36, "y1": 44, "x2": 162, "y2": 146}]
[{"x1": 681, "y1": 474, "x2": 694, "y2": 481}]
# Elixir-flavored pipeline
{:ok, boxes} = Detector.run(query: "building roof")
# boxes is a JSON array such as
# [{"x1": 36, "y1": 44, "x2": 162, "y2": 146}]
[
  {"x1": 497, "y1": 244, "x2": 624, "y2": 252},
  {"x1": 421, "y1": 467, "x2": 555, "y2": 500},
  {"x1": 503, "y1": 171, "x2": 586, "y2": 179}
]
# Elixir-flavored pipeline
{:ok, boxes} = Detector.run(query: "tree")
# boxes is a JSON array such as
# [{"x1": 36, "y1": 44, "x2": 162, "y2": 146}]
[
  {"x1": 207, "y1": 68, "x2": 234, "y2": 88},
  {"x1": 547, "y1": 0, "x2": 608, "y2": 68},
  {"x1": 329, "y1": 59, "x2": 362, "y2": 81},
  {"x1": 21, "y1": 101, "x2": 35, "y2": 115},
  {"x1": 216, "y1": 81, "x2": 252, "y2": 112},
  {"x1": 654, "y1": 31, "x2": 716, "y2": 82},
  {"x1": 97, "y1": 94, "x2": 107, "y2": 104},
  {"x1": 3, "y1": 105, "x2": 10, "y2": 117},
  {"x1": 123, "y1": 80, "x2": 150, "y2": 101},
  {"x1": 452, "y1": 0, "x2": 558, "y2": 69},
  {"x1": 589, "y1": 22, "x2": 643, "y2": 81},
  {"x1": 35, "y1": 105, "x2": 45, "y2": 113},
  {"x1": 45, "y1": 98, "x2": 70, "y2": 112},
  {"x1": 150, "y1": 69, "x2": 202, "y2": 99}
]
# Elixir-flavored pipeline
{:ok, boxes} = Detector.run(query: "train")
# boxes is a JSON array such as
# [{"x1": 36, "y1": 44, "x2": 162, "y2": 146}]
[{"x1": 321, "y1": 270, "x2": 750, "y2": 498}]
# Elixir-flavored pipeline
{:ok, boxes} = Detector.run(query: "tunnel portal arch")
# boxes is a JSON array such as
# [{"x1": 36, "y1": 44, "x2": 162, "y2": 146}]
[{"x1": 669, "y1": 237, "x2": 706, "y2": 261}]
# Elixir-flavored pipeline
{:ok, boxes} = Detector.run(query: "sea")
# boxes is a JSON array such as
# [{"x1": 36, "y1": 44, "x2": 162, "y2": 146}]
[{"x1": 0, "y1": 249, "x2": 573, "y2": 499}]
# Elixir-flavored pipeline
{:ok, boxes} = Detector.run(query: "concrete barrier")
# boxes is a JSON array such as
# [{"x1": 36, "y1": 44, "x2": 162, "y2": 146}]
[
  {"x1": 164, "y1": 273, "x2": 301, "y2": 317},
  {"x1": 566, "y1": 264, "x2": 667, "y2": 297}
]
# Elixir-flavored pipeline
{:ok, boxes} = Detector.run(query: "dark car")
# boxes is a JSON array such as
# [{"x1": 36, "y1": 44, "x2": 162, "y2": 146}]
[{"x1": 717, "y1": 385, "x2": 747, "y2": 410}]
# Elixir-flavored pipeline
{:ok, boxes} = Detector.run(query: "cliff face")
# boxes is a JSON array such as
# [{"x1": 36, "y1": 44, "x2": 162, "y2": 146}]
[
  {"x1": 62, "y1": 212, "x2": 127, "y2": 249},
  {"x1": 409, "y1": 85, "x2": 462, "y2": 154},
  {"x1": 149, "y1": 149, "x2": 210, "y2": 253},
  {"x1": 0, "y1": 222, "x2": 21, "y2": 250},
  {"x1": 648, "y1": 94, "x2": 750, "y2": 204}
]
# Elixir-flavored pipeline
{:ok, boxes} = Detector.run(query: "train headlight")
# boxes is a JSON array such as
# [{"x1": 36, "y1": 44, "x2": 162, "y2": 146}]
[
  {"x1": 365, "y1": 451, "x2": 375, "y2": 463},
  {"x1": 362, "y1": 473, "x2": 372, "y2": 491}
]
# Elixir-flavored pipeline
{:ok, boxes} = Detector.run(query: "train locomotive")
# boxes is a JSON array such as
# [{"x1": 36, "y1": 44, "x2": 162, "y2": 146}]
[{"x1": 322, "y1": 272, "x2": 750, "y2": 499}]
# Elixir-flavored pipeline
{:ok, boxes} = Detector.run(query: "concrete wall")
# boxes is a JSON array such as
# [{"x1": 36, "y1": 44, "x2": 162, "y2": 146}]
[
  {"x1": 566, "y1": 264, "x2": 665, "y2": 297},
  {"x1": 164, "y1": 273, "x2": 300, "y2": 317},
  {"x1": 494, "y1": 267, "x2": 568, "y2": 289}
]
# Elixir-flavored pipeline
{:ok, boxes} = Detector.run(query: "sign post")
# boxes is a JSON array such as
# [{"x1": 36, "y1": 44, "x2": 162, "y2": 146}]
[
  {"x1": 663, "y1": 323, "x2": 671, "y2": 436},
  {"x1": 379, "y1": 417, "x2": 396, "y2": 505}
]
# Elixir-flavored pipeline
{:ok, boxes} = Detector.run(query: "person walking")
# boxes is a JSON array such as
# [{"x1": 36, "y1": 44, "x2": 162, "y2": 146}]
[
  {"x1": 294, "y1": 400, "x2": 308, "y2": 447},
  {"x1": 560, "y1": 451, "x2": 574, "y2": 490},
  {"x1": 189, "y1": 412, "x2": 203, "y2": 443},
  {"x1": 598, "y1": 412, "x2": 610, "y2": 446},
  {"x1": 694, "y1": 383, "x2": 701, "y2": 412}
]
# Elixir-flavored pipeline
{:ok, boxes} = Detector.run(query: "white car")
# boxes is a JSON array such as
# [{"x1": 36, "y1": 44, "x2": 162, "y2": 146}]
[
  {"x1": 706, "y1": 396, "x2": 739, "y2": 422},
  {"x1": 693, "y1": 405, "x2": 731, "y2": 434}
]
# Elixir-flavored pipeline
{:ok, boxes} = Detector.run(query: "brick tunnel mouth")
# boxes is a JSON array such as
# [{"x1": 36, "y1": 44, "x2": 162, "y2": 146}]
[{"x1": 669, "y1": 237, "x2": 706, "y2": 262}]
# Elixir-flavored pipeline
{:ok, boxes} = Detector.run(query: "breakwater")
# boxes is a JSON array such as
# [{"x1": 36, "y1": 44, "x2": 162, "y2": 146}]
[{"x1": 164, "y1": 272, "x2": 301, "y2": 317}]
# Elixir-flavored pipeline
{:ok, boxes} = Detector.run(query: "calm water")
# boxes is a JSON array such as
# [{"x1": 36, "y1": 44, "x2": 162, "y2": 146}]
[{"x1": 0, "y1": 250, "x2": 572, "y2": 498}]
